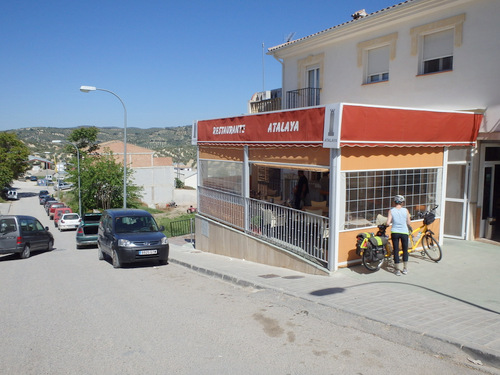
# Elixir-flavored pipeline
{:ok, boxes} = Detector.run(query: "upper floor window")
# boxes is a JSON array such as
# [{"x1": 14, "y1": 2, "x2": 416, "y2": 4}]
[
  {"x1": 367, "y1": 46, "x2": 390, "y2": 83},
  {"x1": 410, "y1": 14, "x2": 465, "y2": 76},
  {"x1": 422, "y1": 29, "x2": 454, "y2": 74},
  {"x1": 357, "y1": 33, "x2": 397, "y2": 85}
]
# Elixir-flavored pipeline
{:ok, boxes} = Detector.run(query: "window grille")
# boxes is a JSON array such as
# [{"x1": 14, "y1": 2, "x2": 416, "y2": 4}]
[{"x1": 343, "y1": 168, "x2": 441, "y2": 230}]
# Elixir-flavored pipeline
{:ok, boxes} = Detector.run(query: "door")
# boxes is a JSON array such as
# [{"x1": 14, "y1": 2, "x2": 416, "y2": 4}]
[
  {"x1": 33, "y1": 219, "x2": 50, "y2": 250},
  {"x1": 307, "y1": 67, "x2": 320, "y2": 106},
  {"x1": 444, "y1": 148, "x2": 470, "y2": 239},
  {"x1": 444, "y1": 163, "x2": 469, "y2": 238},
  {"x1": 482, "y1": 164, "x2": 500, "y2": 241},
  {"x1": 0, "y1": 218, "x2": 18, "y2": 252}
]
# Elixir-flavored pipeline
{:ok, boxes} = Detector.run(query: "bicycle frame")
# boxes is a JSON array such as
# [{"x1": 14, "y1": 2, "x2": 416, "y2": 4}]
[{"x1": 359, "y1": 206, "x2": 442, "y2": 271}]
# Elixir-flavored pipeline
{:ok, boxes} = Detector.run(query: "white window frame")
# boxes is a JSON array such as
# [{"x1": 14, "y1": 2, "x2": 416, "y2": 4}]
[
  {"x1": 357, "y1": 33, "x2": 397, "y2": 85},
  {"x1": 410, "y1": 14, "x2": 465, "y2": 75}
]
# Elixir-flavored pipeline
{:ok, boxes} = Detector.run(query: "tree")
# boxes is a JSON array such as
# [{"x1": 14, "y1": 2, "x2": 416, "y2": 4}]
[
  {"x1": 0, "y1": 132, "x2": 30, "y2": 188},
  {"x1": 68, "y1": 126, "x2": 99, "y2": 154},
  {"x1": 69, "y1": 150, "x2": 142, "y2": 212}
]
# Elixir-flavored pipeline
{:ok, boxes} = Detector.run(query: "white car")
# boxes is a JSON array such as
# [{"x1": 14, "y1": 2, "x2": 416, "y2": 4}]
[
  {"x1": 6, "y1": 190, "x2": 18, "y2": 200},
  {"x1": 54, "y1": 182, "x2": 73, "y2": 191},
  {"x1": 58, "y1": 213, "x2": 81, "y2": 231}
]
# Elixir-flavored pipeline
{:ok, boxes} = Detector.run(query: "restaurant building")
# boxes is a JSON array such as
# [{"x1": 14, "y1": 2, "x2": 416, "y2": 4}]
[
  {"x1": 192, "y1": 0, "x2": 499, "y2": 274},
  {"x1": 192, "y1": 103, "x2": 481, "y2": 274}
]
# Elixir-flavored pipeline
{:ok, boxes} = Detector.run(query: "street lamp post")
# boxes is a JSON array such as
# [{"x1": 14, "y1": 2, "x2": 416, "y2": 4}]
[
  {"x1": 52, "y1": 140, "x2": 81, "y2": 217},
  {"x1": 80, "y1": 85, "x2": 128, "y2": 209}
]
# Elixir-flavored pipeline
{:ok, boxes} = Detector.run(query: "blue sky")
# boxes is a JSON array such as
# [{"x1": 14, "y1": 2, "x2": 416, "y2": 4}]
[{"x1": 0, "y1": 0, "x2": 400, "y2": 130}]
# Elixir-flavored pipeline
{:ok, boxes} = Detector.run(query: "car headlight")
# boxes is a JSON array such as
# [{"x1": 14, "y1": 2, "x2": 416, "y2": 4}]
[
  {"x1": 161, "y1": 236, "x2": 169, "y2": 245},
  {"x1": 118, "y1": 239, "x2": 134, "y2": 247}
]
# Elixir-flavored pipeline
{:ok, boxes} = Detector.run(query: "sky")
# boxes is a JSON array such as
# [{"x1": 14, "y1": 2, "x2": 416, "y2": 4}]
[{"x1": 0, "y1": 0, "x2": 401, "y2": 130}]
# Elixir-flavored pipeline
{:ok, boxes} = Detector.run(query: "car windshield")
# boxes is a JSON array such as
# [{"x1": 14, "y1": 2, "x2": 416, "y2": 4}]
[
  {"x1": 64, "y1": 214, "x2": 79, "y2": 220},
  {"x1": 115, "y1": 216, "x2": 159, "y2": 233}
]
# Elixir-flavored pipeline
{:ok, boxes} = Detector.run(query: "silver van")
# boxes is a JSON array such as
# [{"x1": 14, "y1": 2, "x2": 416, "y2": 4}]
[{"x1": 0, "y1": 215, "x2": 54, "y2": 258}]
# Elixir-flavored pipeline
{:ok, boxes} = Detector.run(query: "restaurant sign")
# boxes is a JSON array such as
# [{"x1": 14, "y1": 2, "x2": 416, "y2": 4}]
[{"x1": 195, "y1": 107, "x2": 326, "y2": 145}]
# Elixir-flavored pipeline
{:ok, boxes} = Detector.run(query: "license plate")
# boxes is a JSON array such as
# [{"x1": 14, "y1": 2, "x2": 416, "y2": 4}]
[{"x1": 139, "y1": 249, "x2": 157, "y2": 255}]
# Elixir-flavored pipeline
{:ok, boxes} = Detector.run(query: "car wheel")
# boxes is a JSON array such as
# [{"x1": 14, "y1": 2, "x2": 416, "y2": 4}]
[
  {"x1": 112, "y1": 249, "x2": 121, "y2": 268},
  {"x1": 47, "y1": 240, "x2": 54, "y2": 251},
  {"x1": 97, "y1": 245, "x2": 105, "y2": 260},
  {"x1": 20, "y1": 244, "x2": 31, "y2": 259}
]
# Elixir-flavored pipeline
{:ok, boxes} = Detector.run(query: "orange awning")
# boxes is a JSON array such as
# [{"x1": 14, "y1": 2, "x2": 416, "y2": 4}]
[{"x1": 195, "y1": 103, "x2": 482, "y2": 148}]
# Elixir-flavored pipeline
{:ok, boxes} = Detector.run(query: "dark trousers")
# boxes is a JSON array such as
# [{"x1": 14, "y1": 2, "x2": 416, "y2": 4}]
[{"x1": 391, "y1": 233, "x2": 409, "y2": 264}]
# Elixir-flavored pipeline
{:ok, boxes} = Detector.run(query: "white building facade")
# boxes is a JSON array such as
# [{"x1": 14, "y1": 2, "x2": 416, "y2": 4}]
[{"x1": 267, "y1": 0, "x2": 500, "y2": 241}]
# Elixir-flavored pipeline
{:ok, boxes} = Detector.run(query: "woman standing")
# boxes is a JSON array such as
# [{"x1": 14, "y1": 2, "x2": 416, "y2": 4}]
[{"x1": 386, "y1": 195, "x2": 412, "y2": 276}]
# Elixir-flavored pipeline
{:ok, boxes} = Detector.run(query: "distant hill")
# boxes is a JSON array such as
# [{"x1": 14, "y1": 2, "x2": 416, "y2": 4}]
[{"x1": 9, "y1": 125, "x2": 196, "y2": 166}]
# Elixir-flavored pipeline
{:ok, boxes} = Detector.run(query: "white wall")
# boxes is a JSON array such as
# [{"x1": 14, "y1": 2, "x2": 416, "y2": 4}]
[{"x1": 279, "y1": 0, "x2": 500, "y2": 133}]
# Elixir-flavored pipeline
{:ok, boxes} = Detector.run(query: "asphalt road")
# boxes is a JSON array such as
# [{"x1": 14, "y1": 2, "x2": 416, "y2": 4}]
[{"x1": 0, "y1": 181, "x2": 490, "y2": 374}]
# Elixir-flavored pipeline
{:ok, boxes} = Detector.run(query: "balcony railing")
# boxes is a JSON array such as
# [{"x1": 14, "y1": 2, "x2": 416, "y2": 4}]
[
  {"x1": 286, "y1": 87, "x2": 321, "y2": 109},
  {"x1": 198, "y1": 187, "x2": 329, "y2": 267},
  {"x1": 250, "y1": 98, "x2": 282, "y2": 113}
]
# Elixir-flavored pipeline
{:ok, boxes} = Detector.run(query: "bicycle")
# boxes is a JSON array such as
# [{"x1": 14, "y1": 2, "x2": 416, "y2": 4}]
[{"x1": 356, "y1": 206, "x2": 442, "y2": 271}]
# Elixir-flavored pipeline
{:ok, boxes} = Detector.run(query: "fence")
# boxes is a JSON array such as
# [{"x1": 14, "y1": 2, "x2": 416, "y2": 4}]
[
  {"x1": 198, "y1": 187, "x2": 329, "y2": 267},
  {"x1": 169, "y1": 218, "x2": 195, "y2": 239}
]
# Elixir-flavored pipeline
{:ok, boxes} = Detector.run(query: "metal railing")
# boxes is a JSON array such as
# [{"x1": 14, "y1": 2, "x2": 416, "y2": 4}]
[
  {"x1": 286, "y1": 87, "x2": 321, "y2": 109},
  {"x1": 249, "y1": 98, "x2": 282, "y2": 113},
  {"x1": 169, "y1": 218, "x2": 195, "y2": 237},
  {"x1": 198, "y1": 187, "x2": 329, "y2": 266}
]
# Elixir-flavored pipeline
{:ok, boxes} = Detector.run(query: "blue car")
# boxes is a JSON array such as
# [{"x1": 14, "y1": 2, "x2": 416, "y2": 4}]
[{"x1": 97, "y1": 209, "x2": 169, "y2": 268}]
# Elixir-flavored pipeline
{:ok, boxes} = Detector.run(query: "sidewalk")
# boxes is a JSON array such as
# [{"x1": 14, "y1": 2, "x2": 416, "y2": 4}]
[{"x1": 168, "y1": 236, "x2": 500, "y2": 369}]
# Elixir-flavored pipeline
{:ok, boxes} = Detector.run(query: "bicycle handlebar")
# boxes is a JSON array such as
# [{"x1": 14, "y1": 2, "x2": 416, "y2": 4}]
[{"x1": 412, "y1": 205, "x2": 439, "y2": 220}]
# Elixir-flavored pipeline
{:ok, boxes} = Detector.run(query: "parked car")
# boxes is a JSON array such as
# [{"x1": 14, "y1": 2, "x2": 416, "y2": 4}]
[
  {"x1": 38, "y1": 190, "x2": 50, "y2": 198},
  {"x1": 54, "y1": 207, "x2": 73, "y2": 227},
  {"x1": 44, "y1": 200, "x2": 58, "y2": 212},
  {"x1": 48, "y1": 202, "x2": 66, "y2": 219},
  {"x1": 76, "y1": 213, "x2": 102, "y2": 249},
  {"x1": 97, "y1": 209, "x2": 169, "y2": 268},
  {"x1": 29, "y1": 176, "x2": 38, "y2": 181},
  {"x1": 6, "y1": 190, "x2": 18, "y2": 200},
  {"x1": 58, "y1": 213, "x2": 81, "y2": 231},
  {"x1": 0, "y1": 215, "x2": 54, "y2": 258},
  {"x1": 54, "y1": 182, "x2": 73, "y2": 191},
  {"x1": 41, "y1": 195, "x2": 56, "y2": 206}
]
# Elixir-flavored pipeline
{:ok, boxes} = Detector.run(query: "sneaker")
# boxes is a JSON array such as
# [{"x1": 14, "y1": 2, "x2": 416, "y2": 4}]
[
  {"x1": 395, "y1": 270, "x2": 402, "y2": 276},
  {"x1": 402, "y1": 268, "x2": 408, "y2": 275}
]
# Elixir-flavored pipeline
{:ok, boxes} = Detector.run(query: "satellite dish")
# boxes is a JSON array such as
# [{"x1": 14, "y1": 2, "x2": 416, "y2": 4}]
[{"x1": 285, "y1": 32, "x2": 296, "y2": 43}]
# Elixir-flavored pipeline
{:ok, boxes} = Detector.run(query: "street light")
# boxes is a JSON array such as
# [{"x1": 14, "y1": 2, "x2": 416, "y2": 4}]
[
  {"x1": 80, "y1": 85, "x2": 128, "y2": 209},
  {"x1": 52, "y1": 140, "x2": 81, "y2": 217}
]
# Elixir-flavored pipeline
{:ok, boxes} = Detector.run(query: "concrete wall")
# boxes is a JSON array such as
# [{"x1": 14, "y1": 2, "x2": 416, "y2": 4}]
[
  {"x1": 133, "y1": 166, "x2": 175, "y2": 208},
  {"x1": 195, "y1": 216, "x2": 330, "y2": 276},
  {"x1": 173, "y1": 188, "x2": 197, "y2": 207}
]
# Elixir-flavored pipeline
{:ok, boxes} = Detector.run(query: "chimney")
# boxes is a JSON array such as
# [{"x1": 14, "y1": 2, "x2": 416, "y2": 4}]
[{"x1": 351, "y1": 9, "x2": 367, "y2": 20}]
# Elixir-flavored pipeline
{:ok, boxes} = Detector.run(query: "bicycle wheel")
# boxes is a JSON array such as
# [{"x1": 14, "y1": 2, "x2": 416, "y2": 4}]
[
  {"x1": 362, "y1": 247, "x2": 384, "y2": 271},
  {"x1": 423, "y1": 233, "x2": 442, "y2": 262}
]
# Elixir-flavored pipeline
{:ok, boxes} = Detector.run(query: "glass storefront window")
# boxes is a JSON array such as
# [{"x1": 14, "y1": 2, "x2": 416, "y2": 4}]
[
  {"x1": 199, "y1": 159, "x2": 243, "y2": 196},
  {"x1": 342, "y1": 168, "x2": 441, "y2": 229}
]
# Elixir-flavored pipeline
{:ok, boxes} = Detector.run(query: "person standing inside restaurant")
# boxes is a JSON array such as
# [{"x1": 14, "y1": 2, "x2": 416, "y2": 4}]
[
  {"x1": 320, "y1": 172, "x2": 329, "y2": 205},
  {"x1": 386, "y1": 195, "x2": 411, "y2": 276},
  {"x1": 293, "y1": 170, "x2": 309, "y2": 209}
]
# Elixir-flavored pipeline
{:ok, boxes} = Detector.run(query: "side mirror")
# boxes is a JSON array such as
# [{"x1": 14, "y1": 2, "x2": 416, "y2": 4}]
[{"x1": 159, "y1": 225, "x2": 165, "y2": 231}]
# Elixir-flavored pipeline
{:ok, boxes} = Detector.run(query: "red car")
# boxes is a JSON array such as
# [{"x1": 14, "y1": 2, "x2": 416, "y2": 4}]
[{"x1": 48, "y1": 202, "x2": 66, "y2": 219}]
